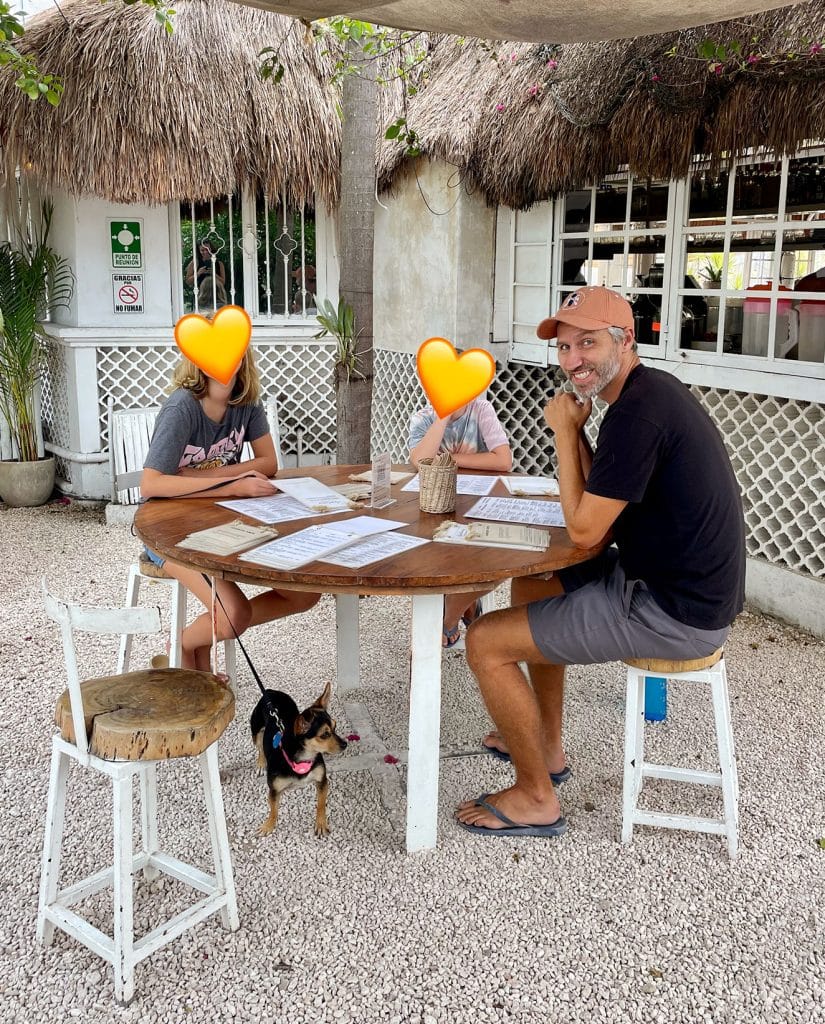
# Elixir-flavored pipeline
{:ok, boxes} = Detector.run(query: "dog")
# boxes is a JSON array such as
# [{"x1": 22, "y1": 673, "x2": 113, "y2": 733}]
[{"x1": 250, "y1": 682, "x2": 347, "y2": 837}]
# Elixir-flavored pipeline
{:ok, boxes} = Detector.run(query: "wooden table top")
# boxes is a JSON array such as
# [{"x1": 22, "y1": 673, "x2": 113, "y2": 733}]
[{"x1": 134, "y1": 464, "x2": 604, "y2": 596}]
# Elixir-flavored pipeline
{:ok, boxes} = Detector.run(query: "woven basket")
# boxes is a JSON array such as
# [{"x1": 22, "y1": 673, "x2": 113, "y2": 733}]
[{"x1": 418, "y1": 456, "x2": 457, "y2": 513}]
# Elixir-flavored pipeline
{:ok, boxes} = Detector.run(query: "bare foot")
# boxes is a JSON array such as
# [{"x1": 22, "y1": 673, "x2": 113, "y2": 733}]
[{"x1": 456, "y1": 785, "x2": 561, "y2": 830}]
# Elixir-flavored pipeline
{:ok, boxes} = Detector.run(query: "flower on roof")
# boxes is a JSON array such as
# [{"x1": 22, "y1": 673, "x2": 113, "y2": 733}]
[
  {"x1": 495, "y1": 102, "x2": 506, "y2": 112},
  {"x1": 546, "y1": 58, "x2": 558, "y2": 70},
  {"x1": 810, "y1": 42, "x2": 823, "y2": 55}
]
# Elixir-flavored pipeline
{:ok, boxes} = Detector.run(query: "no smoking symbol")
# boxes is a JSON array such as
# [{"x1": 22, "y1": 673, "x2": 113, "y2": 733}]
[{"x1": 118, "y1": 284, "x2": 139, "y2": 304}]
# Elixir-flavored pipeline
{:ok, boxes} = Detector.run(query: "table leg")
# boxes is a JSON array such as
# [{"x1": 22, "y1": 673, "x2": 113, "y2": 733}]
[
  {"x1": 406, "y1": 593, "x2": 444, "y2": 852},
  {"x1": 335, "y1": 594, "x2": 360, "y2": 694}
]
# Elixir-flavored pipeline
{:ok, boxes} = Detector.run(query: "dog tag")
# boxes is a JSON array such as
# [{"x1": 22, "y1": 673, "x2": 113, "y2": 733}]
[{"x1": 271, "y1": 731, "x2": 283, "y2": 750}]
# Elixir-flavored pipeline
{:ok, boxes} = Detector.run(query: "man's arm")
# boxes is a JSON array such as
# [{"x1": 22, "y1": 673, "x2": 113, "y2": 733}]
[
  {"x1": 545, "y1": 395, "x2": 626, "y2": 548},
  {"x1": 451, "y1": 444, "x2": 513, "y2": 472}
]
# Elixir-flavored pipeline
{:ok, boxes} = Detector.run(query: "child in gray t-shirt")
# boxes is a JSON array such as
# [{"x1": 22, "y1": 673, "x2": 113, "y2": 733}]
[{"x1": 140, "y1": 350, "x2": 319, "y2": 671}]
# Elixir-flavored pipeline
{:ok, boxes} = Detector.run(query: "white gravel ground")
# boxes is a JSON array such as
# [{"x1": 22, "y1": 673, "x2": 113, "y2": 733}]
[{"x1": 0, "y1": 500, "x2": 823, "y2": 1023}]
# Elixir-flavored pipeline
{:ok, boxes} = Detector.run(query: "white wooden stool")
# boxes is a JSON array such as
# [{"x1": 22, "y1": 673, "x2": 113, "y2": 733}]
[
  {"x1": 39, "y1": 582, "x2": 240, "y2": 1004},
  {"x1": 622, "y1": 649, "x2": 739, "y2": 858}
]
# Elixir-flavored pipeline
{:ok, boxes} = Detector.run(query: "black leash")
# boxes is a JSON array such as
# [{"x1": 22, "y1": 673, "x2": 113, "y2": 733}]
[{"x1": 206, "y1": 575, "x2": 285, "y2": 737}]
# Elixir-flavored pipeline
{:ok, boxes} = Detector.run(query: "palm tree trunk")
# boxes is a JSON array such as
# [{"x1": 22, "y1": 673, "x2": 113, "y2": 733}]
[{"x1": 336, "y1": 37, "x2": 376, "y2": 466}]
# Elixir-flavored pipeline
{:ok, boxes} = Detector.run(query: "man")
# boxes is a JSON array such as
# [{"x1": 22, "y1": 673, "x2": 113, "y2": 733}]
[{"x1": 457, "y1": 286, "x2": 745, "y2": 837}]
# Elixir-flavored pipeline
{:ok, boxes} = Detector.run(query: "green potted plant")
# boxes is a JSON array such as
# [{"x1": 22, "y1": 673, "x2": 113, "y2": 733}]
[
  {"x1": 0, "y1": 201, "x2": 73, "y2": 507},
  {"x1": 700, "y1": 255, "x2": 724, "y2": 288}
]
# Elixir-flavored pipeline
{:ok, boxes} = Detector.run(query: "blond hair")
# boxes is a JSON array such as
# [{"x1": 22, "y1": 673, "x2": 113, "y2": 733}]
[{"x1": 170, "y1": 347, "x2": 262, "y2": 406}]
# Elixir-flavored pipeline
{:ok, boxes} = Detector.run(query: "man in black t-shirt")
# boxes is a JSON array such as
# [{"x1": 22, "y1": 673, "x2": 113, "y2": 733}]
[{"x1": 457, "y1": 286, "x2": 745, "y2": 838}]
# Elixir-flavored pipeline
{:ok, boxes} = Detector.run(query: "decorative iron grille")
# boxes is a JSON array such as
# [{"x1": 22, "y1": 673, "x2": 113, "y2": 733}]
[{"x1": 371, "y1": 349, "x2": 825, "y2": 579}]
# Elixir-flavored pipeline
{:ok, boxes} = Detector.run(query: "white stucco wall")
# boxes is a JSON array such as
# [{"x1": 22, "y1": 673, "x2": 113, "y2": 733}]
[
  {"x1": 374, "y1": 161, "x2": 496, "y2": 354},
  {"x1": 48, "y1": 190, "x2": 174, "y2": 328}
]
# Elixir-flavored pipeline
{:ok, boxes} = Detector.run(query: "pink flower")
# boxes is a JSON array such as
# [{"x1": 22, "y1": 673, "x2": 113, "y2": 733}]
[
  {"x1": 528, "y1": 83, "x2": 540, "y2": 97},
  {"x1": 546, "y1": 58, "x2": 558, "y2": 70},
  {"x1": 510, "y1": 52, "x2": 518, "y2": 63},
  {"x1": 709, "y1": 61, "x2": 723, "y2": 76},
  {"x1": 651, "y1": 73, "x2": 660, "y2": 82},
  {"x1": 346, "y1": 733, "x2": 360, "y2": 742},
  {"x1": 746, "y1": 54, "x2": 761, "y2": 64},
  {"x1": 810, "y1": 43, "x2": 823, "y2": 55},
  {"x1": 383, "y1": 754, "x2": 399, "y2": 764},
  {"x1": 495, "y1": 102, "x2": 506, "y2": 112}
]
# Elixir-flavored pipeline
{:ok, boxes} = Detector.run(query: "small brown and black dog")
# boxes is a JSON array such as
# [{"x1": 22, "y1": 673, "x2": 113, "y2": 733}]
[{"x1": 250, "y1": 682, "x2": 347, "y2": 837}]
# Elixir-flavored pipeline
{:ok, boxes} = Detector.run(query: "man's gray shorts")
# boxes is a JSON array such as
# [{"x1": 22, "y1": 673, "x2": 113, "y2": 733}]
[{"x1": 526, "y1": 549, "x2": 729, "y2": 666}]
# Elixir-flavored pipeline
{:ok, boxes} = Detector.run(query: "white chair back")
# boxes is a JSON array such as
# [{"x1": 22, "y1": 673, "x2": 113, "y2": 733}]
[
  {"x1": 41, "y1": 580, "x2": 162, "y2": 757},
  {"x1": 241, "y1": 394, "x2": 284, "y2": 469},
  {"x1": 107, "y1": 399, "x2": 160, "y2": 505}
]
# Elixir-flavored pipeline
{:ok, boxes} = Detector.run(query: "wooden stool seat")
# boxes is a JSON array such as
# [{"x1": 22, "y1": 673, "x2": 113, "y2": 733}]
[
  {"x1": 623, "y1": 648, "x2": 723, "y2": 674},
  {"x1": 55, "y1": 668, "x2": 234, "y2": 761},
  {"x1": 138, "y1": 552, "x2": 171, "y2": 579}
]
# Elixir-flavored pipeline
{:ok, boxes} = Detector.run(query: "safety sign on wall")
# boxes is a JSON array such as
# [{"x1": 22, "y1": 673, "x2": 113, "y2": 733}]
[
  {"x1": 112, "y1": 273, "x2": 144, "y2": 314},
  {"x1": 109, "y1": 220, "x2": 143, "y2": 268}
]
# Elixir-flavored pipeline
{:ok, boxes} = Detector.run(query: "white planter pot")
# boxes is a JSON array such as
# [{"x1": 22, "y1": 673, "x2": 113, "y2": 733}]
[{"x1": 0, "y1": 456, "x2": 56, "y2": 507}]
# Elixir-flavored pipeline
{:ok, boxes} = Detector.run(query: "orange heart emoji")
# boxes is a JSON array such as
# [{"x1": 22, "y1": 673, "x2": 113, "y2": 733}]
[
  {"x1": 416, "y1": 337, "x2": 496, "y2": 419},
  {"x1": 174, "y1": 306, "x2": 252, "y2": 385}
]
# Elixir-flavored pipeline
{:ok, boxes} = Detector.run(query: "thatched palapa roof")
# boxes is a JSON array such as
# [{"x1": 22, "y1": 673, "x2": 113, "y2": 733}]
[
  {"x1": 0, "y1": 0, "x2": 340, "y2": 207},
  {"x1": 378, "y1": 0, "x2": 825, "y2": 208}
]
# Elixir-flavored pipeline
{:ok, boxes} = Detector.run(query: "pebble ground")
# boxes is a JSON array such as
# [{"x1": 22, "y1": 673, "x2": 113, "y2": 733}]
[{"x1": 0, "y1": 501, "x2": 823, "y2": 1023}]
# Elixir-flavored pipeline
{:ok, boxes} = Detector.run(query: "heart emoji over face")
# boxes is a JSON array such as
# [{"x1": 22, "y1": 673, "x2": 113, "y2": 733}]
[
  {"x1": 416, "y1": 337, "x2": 496, "y2": 419},
  {"x1": 174, "y1": 306, "x2": 252, "y2": 385}
]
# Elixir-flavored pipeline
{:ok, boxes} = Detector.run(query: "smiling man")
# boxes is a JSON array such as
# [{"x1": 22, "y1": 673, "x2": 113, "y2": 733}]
[{"x1": 457, "y1": 286, "x2": 745, "y2": 838}]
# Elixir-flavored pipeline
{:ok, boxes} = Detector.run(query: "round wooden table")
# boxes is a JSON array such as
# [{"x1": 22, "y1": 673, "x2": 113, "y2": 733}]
[{"x1": 135, "y1": 464, "x2": 603, "y2": 851}]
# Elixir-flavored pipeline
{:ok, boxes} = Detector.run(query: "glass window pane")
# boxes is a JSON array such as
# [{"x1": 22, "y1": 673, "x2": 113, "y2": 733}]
[
  {"x1": 561, "y1": 239, "x2": 588, "y2": 284},
  {"x1": 255, "y1": 195, "x2": 316, "y2": 317},
  {"x1": 628, "y1": 178, "x2": 669, "y2": 229},
  {"x1": 594, "y1": 182, "x2": 628, "y2": 229},
  {"x1": 180, "y1": 197, "x2": 242, "y2": 314},
  {"x1": 786, "y1": 154, "x2": 825, "y2": 213},
  {"x1": 563, "y1": 190, "x2": 591, "y2": 231},
  {"x1": 630, "y1": 261, "x2": 666, "y2": 347},
  {"x1": 688, "y1": 170, "x2": 729, "y2": 224},
  {"x1": 677, "y1": 295, "x2": 719, "y2": 353},
  {"x1": 732, "y1": 162, "x2": 781, "y2": 218},
  {"x1": 729, "y1": 231, "x2": 776, "y2": 288}
]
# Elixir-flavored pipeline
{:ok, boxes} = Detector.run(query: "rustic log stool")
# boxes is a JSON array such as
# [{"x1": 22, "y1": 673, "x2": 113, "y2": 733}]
[
  {"x1": 621, "y1": 649, "x2": 739, "y2": 858},
  {"x1": 39, "y1": 583, "x2": 239, "y2": 1004},
  {"x1": 118, "y1": 554, "x2": 237, "y2": 685}
]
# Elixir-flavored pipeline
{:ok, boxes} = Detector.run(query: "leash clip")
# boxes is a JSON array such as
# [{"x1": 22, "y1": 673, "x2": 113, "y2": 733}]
[{"x1": 271, "y1": 731, "x2": 283, "y2": 750}]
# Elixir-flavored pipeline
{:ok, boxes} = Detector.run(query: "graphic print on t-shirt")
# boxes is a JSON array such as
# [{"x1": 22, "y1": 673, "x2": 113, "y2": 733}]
[{"x1": 179, "y1": 427, "x2": 246, "y2": 469}]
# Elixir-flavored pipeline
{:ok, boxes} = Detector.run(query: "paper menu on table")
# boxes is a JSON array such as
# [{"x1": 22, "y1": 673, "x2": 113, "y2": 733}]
[
  {"x1": 238, "y1": 524, "x2": 362, "y2": 570},
  {"x1": 401, "y1": 474, "x2": 498, "y2": 496},
  {"x1": 500, "y1": 475, "x2": 560, "y2": 496},
  {"x1": 237, "y1": 517, "x2": 406, "y2": 571},
  {"x1": 176, "y1": 520, "x2": 279, "y2": 555},
  {"x1": 433, "y1": 521, "x2": 550, "y2": 551},
  {"x1": 325, "y1": 532, "x2": 429, "y2": 569},
  {"x1": 465, "y1": 495, "x2": 566, "y2": 528},
  {"x1": 273, "y1": 476, "x2": 353, "y2": 513},
  {"x1": 325, "y1": 516, "x2": 407, "y2": 537},
  {"x1": 217, "y1": 494, "x2": 335, "y2": 525}
]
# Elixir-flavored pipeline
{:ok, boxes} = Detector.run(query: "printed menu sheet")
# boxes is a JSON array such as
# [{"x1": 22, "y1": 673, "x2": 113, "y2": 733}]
[
  {"x1": 217, "y1": 494, "x2": 336, "y2": 525},
  {"x1": 401, "y1": 474, "x2": 498, "y2": 496},
  {"x1": 465, "y1": 495, "x2": 566, "y2": 528},
  {"x1": 273, "y1": 477, "x2": 353, "y2": 513},
  {"x1": 325, "y1": 532, "x2": 429, "y2": 569},
  {"x1": 238, "y1": 517, "x2": 406, "y2": 571}
]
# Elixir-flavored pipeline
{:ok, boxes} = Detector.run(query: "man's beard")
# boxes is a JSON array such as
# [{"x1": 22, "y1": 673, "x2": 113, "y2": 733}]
[{"x1": 567, "y1": 351, "x2": 622, "y2": 399}]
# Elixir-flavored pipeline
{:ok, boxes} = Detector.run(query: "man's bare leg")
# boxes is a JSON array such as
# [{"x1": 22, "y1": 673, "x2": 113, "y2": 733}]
[
  {"x1": 456, "y1": 607, "x2": 562, "y2": 830},
  {"x1": 481, "y1": 574, "x2": 567, "y2": 774}
]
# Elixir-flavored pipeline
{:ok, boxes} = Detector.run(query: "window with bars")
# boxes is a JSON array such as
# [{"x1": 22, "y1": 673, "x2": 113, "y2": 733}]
[{"x1": 179, "y1": 191, "x2": 316, "y2": 319}]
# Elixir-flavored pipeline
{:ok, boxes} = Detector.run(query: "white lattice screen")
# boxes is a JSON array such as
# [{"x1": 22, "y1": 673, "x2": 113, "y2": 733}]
[
  {"x1": 38, "y1": 337, "x2": 338, "y2": 486},
  {"x1": 372, "y1": 349, "x2": 825, "y2": 580}
]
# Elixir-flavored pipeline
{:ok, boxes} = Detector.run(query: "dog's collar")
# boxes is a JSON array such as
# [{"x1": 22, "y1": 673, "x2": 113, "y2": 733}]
[{"x1": 281, "y1": 747, "x2": 315, "y2": 775}]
